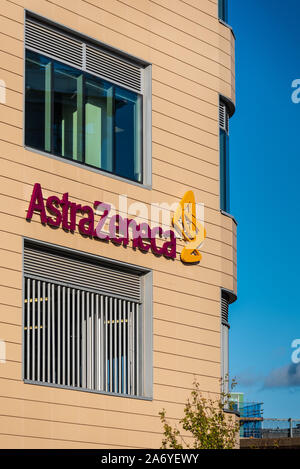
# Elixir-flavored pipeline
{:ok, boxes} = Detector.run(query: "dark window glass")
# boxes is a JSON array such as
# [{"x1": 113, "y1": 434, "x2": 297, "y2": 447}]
[
  {"x1": 53, "y1": 61, "x2": 83, "y2": 161},
  {"x1": 220, "y1": 128, "x2": 230, "y2": 212},
  {"x1": 85, "y1": 75, "x2": 114, "y2": 172},
  {"x1": 25, "y1": 50, "x2": 143, "y2": 183},
  {"x1": 25, "y1": 50, "x2": 52, "y2": 152},
  {"x1": 218, "y1": 0, "x2": 228, "y2": 23},
  {"x1": 115, "y1": 86, "x2": 142, "y2": 183}
]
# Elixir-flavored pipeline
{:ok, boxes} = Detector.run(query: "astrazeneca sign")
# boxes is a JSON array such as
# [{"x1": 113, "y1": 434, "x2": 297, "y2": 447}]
[{"x1": 26, "y1": 183, "x2": 206, "y2": 264}]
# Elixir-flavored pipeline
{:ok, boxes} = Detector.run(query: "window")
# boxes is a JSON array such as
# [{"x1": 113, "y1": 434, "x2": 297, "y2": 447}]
[
  {"x1": 221, "y1": 291, "x2": 230, "y2": 396},
  {"x1": 25, "y1": 16, "x2": 151, "y2": 185},
  {"x1": 23, "y1": 241, "x2": 153, "y2": 398},
  {"x1": 218, "y1": 0, "x2": 228, "y2": 23},
  {"x1": 219, "y1": 101, "x2": 230, "y2": 213}
]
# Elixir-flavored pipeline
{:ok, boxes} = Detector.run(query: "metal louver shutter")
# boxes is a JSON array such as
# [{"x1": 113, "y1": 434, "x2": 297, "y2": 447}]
[
  {"x1": 25, "y1": 16, "x2": 144, "y2": 94},
  {"x1": 24, "y1": 243, "x2": 141, "y2": 302},
  {"x1": 221, "y1": 294, "x2": 229, "y2": 325},
  {"x1": 86, "y1": 45, "x2": 143, "y2": 93},
  {"x1": 25, "y1": 18, "x2": 83, "y2": 68},
  {"x1": 219, "y1": 102, "x2": 229, "y2": 134}
]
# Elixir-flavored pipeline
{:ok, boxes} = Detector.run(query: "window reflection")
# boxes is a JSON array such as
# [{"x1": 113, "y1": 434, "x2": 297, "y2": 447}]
[{"x1": 25, "y1": 50, "x2": 143, "y2": 183}]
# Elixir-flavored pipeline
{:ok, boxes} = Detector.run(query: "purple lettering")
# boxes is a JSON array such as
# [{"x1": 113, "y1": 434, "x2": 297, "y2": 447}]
[
  {"x1": 60, "y1": 193, "x2": 72, "y2": 230},
  {"x1": 150, "y1": 226, "x2": 165, "y2": 256},
  {"x1": 137, "y1": 223, "x2": 151, "y2": 252},
  {"x1": 26, "y1": 183, "x2": 47, "y2": 224},
  {"x1": 69, "y1": 202, "x2": 82, "y2": 232},
  {"x1": 94, "y1": 201, "x2": 110, "y2": 240},
  {"x1": 78, "y1": 205, "x2": 95, "y2": 236},
  {"x1": 46, "y1": 195, "x2": 62, "y2": 227},
  {"x1": 162, "y1": 230, "x2": 177, "y2": 259}
]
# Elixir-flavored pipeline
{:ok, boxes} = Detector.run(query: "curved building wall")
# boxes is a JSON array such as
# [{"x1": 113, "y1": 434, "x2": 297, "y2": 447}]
[{"x1": 0, "y1": 0, "x2": 237, "y2": 448}]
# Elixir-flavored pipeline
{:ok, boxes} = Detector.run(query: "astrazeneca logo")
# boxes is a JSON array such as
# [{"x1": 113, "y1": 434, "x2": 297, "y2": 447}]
[
  {"x1": 173, "y1": 190, "x2": 206, "y2": 264},
  {"x1": 25, "y1": 183, "x2": 206, "y2": 265}
]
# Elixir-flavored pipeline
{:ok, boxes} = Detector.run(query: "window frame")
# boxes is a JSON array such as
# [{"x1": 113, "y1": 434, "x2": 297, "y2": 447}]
[
  {"x1": 220, "y1": 289, "x2": 236, "y2": 399},
  {"x1": 219, "y1": 126, "x2": 230, "y2": 213},
  {"x1": 218, "y1": 0, "x2": 228, "y2": 23},
  {"x1": 219, "y1": 98, "x2": 232, "y2": 214},
  {"x1": 22, "y1": 238, "x2": 153, "y2": 400},
  {"x1": 23, "y1": 11, "x2": 152, "y2": 189}
]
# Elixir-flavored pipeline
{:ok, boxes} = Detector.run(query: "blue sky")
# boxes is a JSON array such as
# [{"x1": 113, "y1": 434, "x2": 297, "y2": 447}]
[{"x1": 229, "y1": 0, "x2": 300, "y2": 417}]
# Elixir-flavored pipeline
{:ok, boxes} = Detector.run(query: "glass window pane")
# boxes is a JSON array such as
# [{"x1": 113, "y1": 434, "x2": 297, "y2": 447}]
[
  {"x1": 25, "y1": 50, "x2": 52, "y2": 152},
  {"x1": 115, "y1": 86, "x2": 143, "y2": 183},
  {"x1": 220, "y1": 129, "x2": 230, "y2": 212},
  {"x1": 85, "y1": 75, "x2": 114, "y2": 171},
  {"x1": 25, "y1": 52, "x2": 144, "y2": 185},
  {"x1": 219, "y1": 0, "x2": 228, "y2": 22},
  {"x1": 53, "y1": 61, "x2": 83, "y2": 161}
]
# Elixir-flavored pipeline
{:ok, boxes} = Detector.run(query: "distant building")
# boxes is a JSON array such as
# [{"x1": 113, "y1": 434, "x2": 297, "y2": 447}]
[{"x1": 231, "y1": 393, "x2": 264, "y2": 438}]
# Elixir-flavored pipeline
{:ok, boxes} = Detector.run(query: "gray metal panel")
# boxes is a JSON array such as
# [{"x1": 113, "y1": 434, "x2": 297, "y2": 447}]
[
  {"x1": 24, "y1": 278, "x2": 145, "y2": 397},
  {"x1": 221, "y1": 295, "x2": 229, "y2": 324},
  {"x1": 109, "y1": 297, "x2": 113, "y2": 393},
  {"x1": 52, "y1": 284, "x2": 56, "y2": 384},
  {"x1": 118, "y1": 299, "x2": 122, "y2": 394},
  {"x1": 62, "y1": 286, "x2": 66, "y2": 385},
  {"x1": 95, "y1": 295, "x2": 100, "y2": 390},
  {"x1": 219, "y1": 101, "x2": 229, "y2": 134},
  {"x1": 99, "y1": 296, "x2": 104, "y2": 390},
  {"x1": 37, "y1": 281, "x2": 41, "y2": 382},
  {"x1": 72, "y1": 289, "x2": 76, "y2": 387},
  {"x1": 221, "y1": 324, "x2": 229, "y2": 395},
  {"x1": 82, "y1": 291, "x2": 86, "y2": 388},
  {"x1": 76, "y1": 290, "x2": 80, "y2": 387},
  {"x1": 57, "y1": 285, "x2": 61, "y2": 385},
  {"x1": 114, "y1": 298, "x2": 117, "y2": 393},
  {"x1": 143, "y1": 64, "x2": 152, "y2": 188},
  {"x1": 67, "y1": 287, "x2": 70, "y2": 387},
  {"x1": 86, "y1": 45, "x2": 143, "y2": 94},
  {"x1": 23, "y1": 242, "x2": 151, "y2": 398},
  {"x1": 132, "y1": 303, "x2": 136, "y2": 396},
  {"x1": 25, "y1": 18, "x2": 143, "y2": 95},
  {"x1": 135, "y1": 302, "x2": 139, "y2": 397},
  {"x1": 86, "y1": 292, "x2": 91, "y2": 389},
  {"x1": 26, "y1": 278, "x2": 30, "y2": 380},
  {"x1": 105, "y1": 296, "x2": 108, "y2": 392},
  {"x1": 25, "y1": 18, "x2": 83, "y2": 68},
  {"x1": 24, "y1": 244, "x2": 141, "y2": 302},
  {"x1": 91, "y1": 293, "x2": 95, "y2": 390},
  {"x1": 47, "y1": 283, "x2": 51, "y2": 382},
  {"x1": 143, "y1": 271, "x2": 153, "y2": 399},
  {"x1": 42, "y1": 282, "x2": 46, "y2": 382},
  {"x1": 123, "y1": 300, "x2": 127, "y2": 394},
  {"x1": 32, "y1": 280, "x2": 36, "y2": 382}
]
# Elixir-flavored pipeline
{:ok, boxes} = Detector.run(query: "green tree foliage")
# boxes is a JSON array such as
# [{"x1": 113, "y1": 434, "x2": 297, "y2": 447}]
[{"x1": 159, "y1": 380, "x2": 239, "y2": 449}]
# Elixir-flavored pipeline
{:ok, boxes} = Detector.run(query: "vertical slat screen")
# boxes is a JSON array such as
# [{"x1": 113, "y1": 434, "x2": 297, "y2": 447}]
[
  {"x1": 42, "y1": 282, "x2": 46, "y2": 382},
  {"x1": 24, "y1": 277, "x2": 141, "y2": 397}
]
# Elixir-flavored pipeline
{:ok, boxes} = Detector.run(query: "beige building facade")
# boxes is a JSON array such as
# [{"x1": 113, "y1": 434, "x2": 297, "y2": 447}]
[{"x1": 0, "y1": 0, "x2": 237, "y2": 448}]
